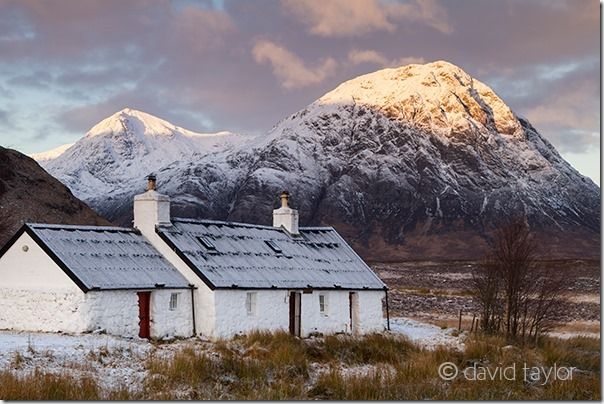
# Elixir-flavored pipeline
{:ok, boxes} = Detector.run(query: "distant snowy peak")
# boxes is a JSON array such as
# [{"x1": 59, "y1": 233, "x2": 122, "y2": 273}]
[
  {"x1": 36, "y1": 108, "x2": 252, "y2": 167},
  {"x1": 86, "y1": 108, "x2": 238, "y2": 140},
  {"x1": 313, "y1": 60, "x2": 520, "y2": 138},
  {"x1": 30, "y1": 142, "x2": 74, "y2": 162},
  {"x1": 34, "y1": 108, "x2": 254, "y2": 200}
]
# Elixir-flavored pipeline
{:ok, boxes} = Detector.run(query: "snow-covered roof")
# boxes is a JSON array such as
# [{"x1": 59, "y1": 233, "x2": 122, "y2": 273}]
[
  {"x1": 156, "y1": 219, "x2": 386, "y2": 290},
  {"x1": 6, "y1": 224, "x2": 191, "y2": 292}
]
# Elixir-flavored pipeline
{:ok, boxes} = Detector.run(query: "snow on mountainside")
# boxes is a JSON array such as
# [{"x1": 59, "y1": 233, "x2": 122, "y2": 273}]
[
  {"x1": 38, "y1": 108, "x2": 253, "y2": 202},
  {"x1": 35, "y1": 62, "x2": 600, "y2": 260},
  {"x1": 30, "y1": 142, "x2": 75, "y2": 162}
]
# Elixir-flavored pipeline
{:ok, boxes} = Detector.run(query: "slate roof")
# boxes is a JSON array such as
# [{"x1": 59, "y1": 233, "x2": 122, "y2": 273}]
[
  {"x1": 156, "y1": 218, "x2": 387, "y2": 290},
  {"x1": 2, "y1": 223, "x2": 191, "y2": 292}
]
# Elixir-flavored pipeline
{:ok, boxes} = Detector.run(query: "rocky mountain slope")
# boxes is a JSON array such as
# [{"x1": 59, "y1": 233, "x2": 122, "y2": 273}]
[
  {"x1": 0, "y1": 147, "x2": 109, "y2": 248},
  {"x1": 35, "y1": 61, "x2": 600, "y2": 260}
]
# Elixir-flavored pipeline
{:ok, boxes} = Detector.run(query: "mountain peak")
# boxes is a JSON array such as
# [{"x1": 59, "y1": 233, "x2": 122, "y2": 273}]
[
  {"x1": 317, "y1": 60, "x2": 519, "y2": 137},
  {"x1": 87, "y1": 108, "x2": 184, "y2": 139}
]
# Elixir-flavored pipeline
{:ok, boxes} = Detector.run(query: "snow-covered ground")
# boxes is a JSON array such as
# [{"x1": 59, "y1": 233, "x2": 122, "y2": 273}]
[
  {"x1": 0, "y1": 331, "x2": 153, "y2": 390},
  {"x1": 3, "y1": 317, "x2": 595, "y2": 395},
  {"x1": 388, "y1": 317, "x2": 465, "y2": 350}
]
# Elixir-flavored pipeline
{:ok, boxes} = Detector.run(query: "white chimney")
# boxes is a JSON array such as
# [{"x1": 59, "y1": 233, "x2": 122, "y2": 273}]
[
  {"x1": 272, "y1": 191, "x2": 299, "y2": 234},
  {"x1": 133, "y1": 174, "x2": 171, "y2": 236}
]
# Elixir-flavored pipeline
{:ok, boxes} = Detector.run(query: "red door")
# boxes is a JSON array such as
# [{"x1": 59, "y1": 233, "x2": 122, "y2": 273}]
[{"x1": 137, "y1": 292, "x2": 151, "y2": 339}]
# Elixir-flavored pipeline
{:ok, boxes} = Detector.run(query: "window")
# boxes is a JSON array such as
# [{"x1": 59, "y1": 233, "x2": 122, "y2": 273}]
[
  {"x1": 169, "y1": 293, "x2": 178, "y2": 310},
  {"x1": 264, "y1": 240, "x2": 282, "y2": 254},
  {"x1": 197, "y1": 236, "x2": 217, "y2": 252},
  {"x1": 319, "y1": 293, "x2": 328, "y2": 316},
  {"x1": 246, "y1": 292, "x2": 257, "y2": 316}
]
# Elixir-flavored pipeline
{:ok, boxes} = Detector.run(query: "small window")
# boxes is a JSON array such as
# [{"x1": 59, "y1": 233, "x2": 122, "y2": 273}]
[
  {"x1": 265, "y1": 240, "x2": 282, "y2": 254},
  {"x1": 169, "y1": 293, "x2": 178, "y2": 310},
  {"x1": 246, "y1": 292, "x2": 257, "y2": 316},
  {"x1": 197, "y1": 236, "x2": 217, "y2": 252},
  {"x1": 319, "y1": 294, "x2": 328, "y2": 316}
]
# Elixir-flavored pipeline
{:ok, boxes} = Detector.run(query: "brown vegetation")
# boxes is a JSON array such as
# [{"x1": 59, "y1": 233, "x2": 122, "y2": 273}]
[{"x1": 0, "y1": 331, "x2": 599, "y2": 400}]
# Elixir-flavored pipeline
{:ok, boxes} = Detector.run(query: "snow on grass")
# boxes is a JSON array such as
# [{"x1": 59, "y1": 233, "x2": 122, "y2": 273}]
[
  {"x1": 388, "y1": 317, "x2": 465, "y2": 350},
  {"x1": 0, "y1": 320, "x2": 466, "y2": 393},
  {"x1": 0, "y1": 330, "x2": 151, "y2": 391}
]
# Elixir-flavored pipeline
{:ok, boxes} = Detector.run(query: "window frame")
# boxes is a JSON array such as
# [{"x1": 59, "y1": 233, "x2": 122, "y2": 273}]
[
  {"x1": 246, "y1": 292, "x2": 257, "y2": 316},
  {"x1": 169, "y1": 292, "x2": 179, "y2": 311},
  {"x1": 264, "y1": 240, "x2": 283, "y2": 254},
  {"x1": 319, "y1": 293, "x2": 328, "y2": 316}
]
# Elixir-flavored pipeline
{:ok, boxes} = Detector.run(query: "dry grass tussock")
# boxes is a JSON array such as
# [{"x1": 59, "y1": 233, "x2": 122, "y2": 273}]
[{"x1": 0, "y1": 331, "x2": 599, "y2": 400}]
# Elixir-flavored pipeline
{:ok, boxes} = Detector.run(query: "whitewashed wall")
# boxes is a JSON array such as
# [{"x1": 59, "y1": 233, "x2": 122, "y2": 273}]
[
  {"x1": 300, "y1": 291, "x2": 350, "y2": 336},
  {"x1": 149, "y1": 289, "x2": 194, "y2": 338},
  {"x1": 356, "y1": 290, "x2": 387, "y2": 333},
  {"x1": 0, "y1": 233, "x2": 86, "y2": 333},
  {"x1": 0, "y1": 289, "x2": 86, "y2": 333},
  {"x1": 211, "y1": 289, "x2": 385, "y2": 339},
  {"x1": 299, "y1": 290, "x2": 385, "y2": 336},
  {"x1": 82, "y1": 291, "x2": 139, "y2": 336},
  {"x1": 213, "y1": 290, "x2": 290, "y2": 338},
  {"x1": 83, "y1": 289, "x2": 193, "y2": 338}
]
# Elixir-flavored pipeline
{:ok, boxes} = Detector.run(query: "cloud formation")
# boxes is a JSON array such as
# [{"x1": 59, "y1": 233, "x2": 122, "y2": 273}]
[
  {"x1": 282, "y1": 0, "x2": 452, "y2": 37},
  {"x1": 252, "y1": 40, "x2": 337, "y2": 89},
  {"x1": 0, "y1": 0, "x2": 598, "y2": 182}
]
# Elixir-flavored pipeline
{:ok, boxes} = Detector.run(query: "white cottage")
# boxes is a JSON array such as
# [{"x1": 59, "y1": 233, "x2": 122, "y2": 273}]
[
  {"x1": 135, "y1": 177, "x2": 388, "y2": 339},
  {"x1": 0, "y1": 223, "x2": 194, "y2": 339},
  {"x1": 0, "y1": 176, "x2": 388, "y2": 340}
]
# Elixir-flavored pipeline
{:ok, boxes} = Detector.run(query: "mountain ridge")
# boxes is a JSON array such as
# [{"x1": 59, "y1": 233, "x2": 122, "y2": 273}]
[
  {"x1": 33, "y1": 61, "x2": 600, "y2": 260},
  {"x1": 0, "y1": 147, "x2": 110, "y2": 248}
]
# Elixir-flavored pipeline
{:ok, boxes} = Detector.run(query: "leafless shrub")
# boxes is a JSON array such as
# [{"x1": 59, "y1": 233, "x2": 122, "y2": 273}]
[{"x1": 473, "y1": 217, "x2": 566, "y2": 341}]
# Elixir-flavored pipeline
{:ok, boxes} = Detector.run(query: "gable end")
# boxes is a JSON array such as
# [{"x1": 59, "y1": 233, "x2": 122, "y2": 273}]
[{"x1": 0, "y1": 224, "x2": 89, "y2": 293}]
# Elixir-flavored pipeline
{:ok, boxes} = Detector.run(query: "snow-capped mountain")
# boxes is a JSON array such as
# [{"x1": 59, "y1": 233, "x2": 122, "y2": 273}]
[
  {"x1": 36, "y1": 62, "x2": 600, "y2": 260},
  {"x1": 37, "y1": 108, "x2": 253, "y2": 216}
]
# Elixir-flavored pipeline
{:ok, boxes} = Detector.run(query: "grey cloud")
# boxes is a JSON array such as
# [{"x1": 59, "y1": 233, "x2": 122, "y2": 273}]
[{"x1": 7, "y1": 70, "x2": 53, "y2": 88}]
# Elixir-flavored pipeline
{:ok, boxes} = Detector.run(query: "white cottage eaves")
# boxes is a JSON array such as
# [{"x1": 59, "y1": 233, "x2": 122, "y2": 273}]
[
  {"x1": 1, "y1": 223, "x2": 191, "y2": 292},
  {"x1": 156, "y1": 218, "x2": 387, "y2": 290}
]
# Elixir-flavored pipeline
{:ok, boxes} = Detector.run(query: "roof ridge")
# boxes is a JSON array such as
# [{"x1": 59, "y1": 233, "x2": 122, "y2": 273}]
[
  {"x1": 172, "y1": 218, "x2": 278, "y2": 230},
  {"x1": 26, "y1": 223, "x2": 136, "y2": 232},
  {"x1": 171, "y1": 218, "x2": 335, "y2": 232}
]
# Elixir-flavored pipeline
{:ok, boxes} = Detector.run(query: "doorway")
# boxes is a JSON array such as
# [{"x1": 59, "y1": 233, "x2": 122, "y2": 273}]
[
  {"x1": 289, "y1": 291, "x2": 301, "y2": 337},
  {"x1": 137, "y1": 291, "x2": 151, "y2": 339},
  {"x1": 349, "y1": 292, "x2": 360, "y2": 335}
]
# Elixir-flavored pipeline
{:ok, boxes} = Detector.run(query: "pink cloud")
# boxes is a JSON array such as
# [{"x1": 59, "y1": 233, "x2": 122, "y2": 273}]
[
  {"x1": 282, "y1": 0, "x2": 452, "y2": 37},
  {"x1": 252, "y1": 40, "x2": 337, "y2": 89}
]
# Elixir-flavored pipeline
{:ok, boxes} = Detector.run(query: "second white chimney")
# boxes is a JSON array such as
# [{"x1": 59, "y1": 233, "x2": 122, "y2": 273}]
[{"x1": 272, "y1": 191, "x2": 299, "y2": 234}]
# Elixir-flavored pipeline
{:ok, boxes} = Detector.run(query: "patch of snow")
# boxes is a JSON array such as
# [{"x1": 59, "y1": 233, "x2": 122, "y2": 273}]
[
  {"x1": 388, "y1": 317, "x2": 465, "y2": 350},
  {"x1": 547, "y1": 331, "x2": 600, "y2": 340}
]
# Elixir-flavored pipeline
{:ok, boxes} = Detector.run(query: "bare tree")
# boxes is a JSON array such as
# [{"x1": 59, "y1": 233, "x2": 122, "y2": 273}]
[
  {"x1": 473, "y1": 217, "x2": 566, "y2": 341},
  {"x1": 494, "y1": 218, "x2": 536, "y2": 338},
  {"x1": 522, "y1": 266, "x2": 566, "y2": 340},
  {"x1": 472, "y1": 257, "x2": 502, "y2": 334}
]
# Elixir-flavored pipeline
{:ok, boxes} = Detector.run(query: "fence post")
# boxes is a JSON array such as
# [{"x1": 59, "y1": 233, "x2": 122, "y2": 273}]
[{"x1": 458, "y1": 309, "x2": 462, "y2": 331}]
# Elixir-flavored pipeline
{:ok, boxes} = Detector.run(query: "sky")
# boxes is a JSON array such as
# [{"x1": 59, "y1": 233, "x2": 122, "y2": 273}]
[{"x1": 0, "y1": 0, "x2": 600, "y2": 184}]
